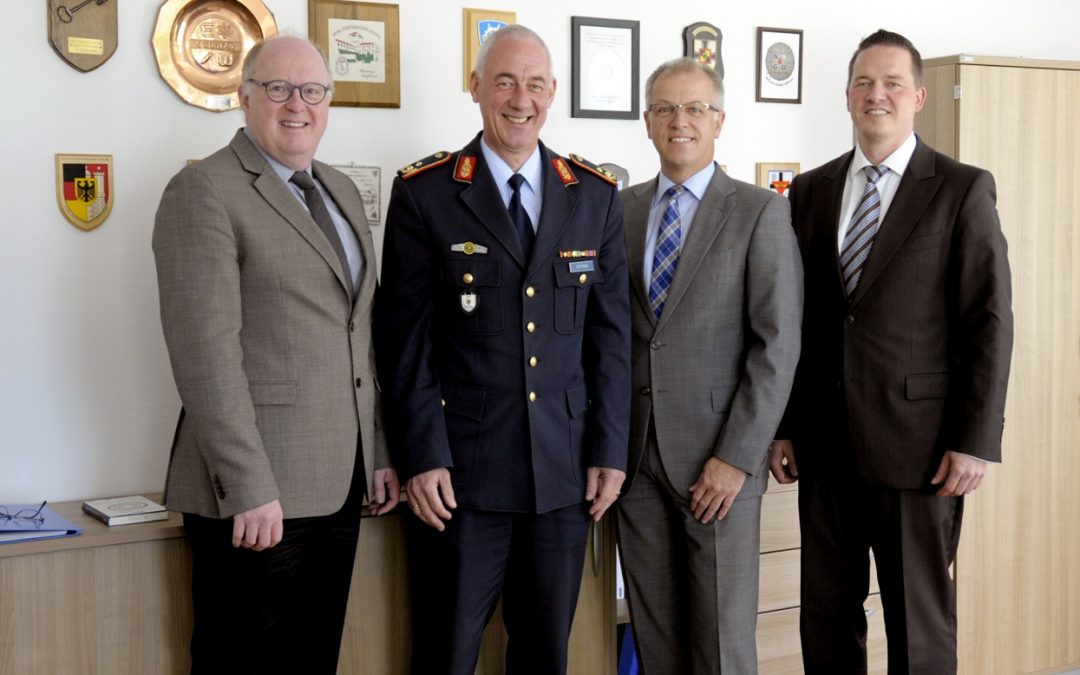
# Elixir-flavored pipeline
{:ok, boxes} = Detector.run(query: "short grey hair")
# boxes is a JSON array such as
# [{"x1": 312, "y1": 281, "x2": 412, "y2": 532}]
[
  {"x1": 645, "y1": 57, "x2": 725, "y2": 111},
  {"x1": 240, "y1": 35, "x2": 333, "y2": 95},
  {"x1": 473, "y1": 24, "x2": 552, "y2": 78}
]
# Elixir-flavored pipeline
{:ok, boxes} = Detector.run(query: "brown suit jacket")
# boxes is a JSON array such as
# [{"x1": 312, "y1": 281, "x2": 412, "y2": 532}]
[
  {"x1": 781, "y1": 139, "x2": 1012, "y2": 488},
  {"x1": 153, "y1": 130, "x2": 388, "y2": 518}
]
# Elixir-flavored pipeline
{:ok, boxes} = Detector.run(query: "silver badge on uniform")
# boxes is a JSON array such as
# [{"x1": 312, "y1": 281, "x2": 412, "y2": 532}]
[{"x1": 460, "y1": 291, "x2": 477, "y2": 314}]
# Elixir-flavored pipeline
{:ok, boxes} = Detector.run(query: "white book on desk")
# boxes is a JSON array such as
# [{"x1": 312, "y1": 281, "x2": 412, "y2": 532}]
[{"x1": 82, "y1": 496, "x2": 168, "y2": 526}]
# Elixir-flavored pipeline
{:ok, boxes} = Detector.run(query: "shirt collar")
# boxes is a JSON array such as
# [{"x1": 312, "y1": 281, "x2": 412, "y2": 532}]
[
  {"x1": 655, "y1": 162, "x2": 716, "y2": 205},
  {"x1": 244, "y1": 127, "x2": 312, "y2": 184},
  {"x1": 480, "y1": 137, "x2": 542, "y2": 193},
  {"x1": 851, "y1": 132, "x2": 917, "y2": 180}
]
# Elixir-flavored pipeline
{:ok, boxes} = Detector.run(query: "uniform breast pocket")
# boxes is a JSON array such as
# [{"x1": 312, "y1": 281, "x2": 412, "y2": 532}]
[
  {"x1": 552, "y1": 260, "x2": 603, "y2": 334},
  {"x1": 442, "y1": 258, "x2": 503, "y2": 335}
]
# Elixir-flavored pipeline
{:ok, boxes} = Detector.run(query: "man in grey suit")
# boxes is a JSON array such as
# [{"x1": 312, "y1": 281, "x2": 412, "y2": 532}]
[
  {"x1": 616, "y1": 57, "x2": 803, "y2": 673},
  {"x1": 152, "y1": 36, "x2": 399, "y2": 674}
]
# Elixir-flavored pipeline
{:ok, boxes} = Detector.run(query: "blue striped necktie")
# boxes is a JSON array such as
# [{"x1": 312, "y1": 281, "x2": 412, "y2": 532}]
[
  {"x1": 649, "y1": 185, "x2": 685, "y2": 318},
  {"x1": 840, "y1": 165, "x2": 889, "y2": 297}
]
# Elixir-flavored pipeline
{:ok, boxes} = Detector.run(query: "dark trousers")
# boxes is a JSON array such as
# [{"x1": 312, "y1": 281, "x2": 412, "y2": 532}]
[
  {"x1": 799, "y1": 474, "x2": 964, "y2": 675},
  {"x1": 407, "y1": 503, "x2": 592, "y2": 675},
  {"x1": 184, "y1": 451, "x2": 366, "y2": 675}
]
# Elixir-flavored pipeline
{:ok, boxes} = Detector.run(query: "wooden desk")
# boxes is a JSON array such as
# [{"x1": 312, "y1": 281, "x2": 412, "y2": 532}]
[{"x1": 0, "y1": 499, "x2": 616, "y2": 675}]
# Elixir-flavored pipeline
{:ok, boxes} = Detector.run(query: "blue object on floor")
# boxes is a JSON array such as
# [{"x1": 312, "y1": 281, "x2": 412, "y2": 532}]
[{"x1": 617, "y1": 624, "x2": 640, "y2": 675}]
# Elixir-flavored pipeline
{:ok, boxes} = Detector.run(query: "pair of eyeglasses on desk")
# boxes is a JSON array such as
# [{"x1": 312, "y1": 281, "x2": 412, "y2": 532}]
[{"x1": 0, "y1": 501, "x2": 47, "y2": 523}]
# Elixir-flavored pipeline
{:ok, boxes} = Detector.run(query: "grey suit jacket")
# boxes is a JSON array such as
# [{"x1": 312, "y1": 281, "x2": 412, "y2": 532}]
[
  {"x1": 153, "y1": 129, "x2": 389, "y2": 518},
  {"x1": 622, "y1": 166, "x2": 803, "y2": 498}
]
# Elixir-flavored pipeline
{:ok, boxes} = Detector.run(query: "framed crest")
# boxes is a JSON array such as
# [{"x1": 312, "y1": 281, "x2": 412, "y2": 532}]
[
  {"x1": 55, "y1": 154, "x2": 114, "y2": 231},
  {"x1": 756, "y1": 162, "x2": 799, "y2": 198},
  {"x1": 462, "y1": 8, "x2": 516, "y2": 91}
]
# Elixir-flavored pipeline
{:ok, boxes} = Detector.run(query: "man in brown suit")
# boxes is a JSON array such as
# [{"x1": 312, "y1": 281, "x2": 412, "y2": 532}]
[
  {"x1": 153, "y1": 36, "x2": 398, "y2": 673},
  {"x1": 771, "y1": 30, "x2": 1012, "y2": 674}
]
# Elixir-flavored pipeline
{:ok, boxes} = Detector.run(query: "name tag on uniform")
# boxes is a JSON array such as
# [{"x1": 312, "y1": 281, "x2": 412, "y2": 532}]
[{"x1": 568, "y1": 260, "x2": 596, "y2": 273}]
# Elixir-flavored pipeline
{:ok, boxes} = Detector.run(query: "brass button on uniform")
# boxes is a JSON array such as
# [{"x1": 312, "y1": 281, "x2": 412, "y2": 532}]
[
  {"x1": 528, "y1": 391, "x2": 537, "y2": 402},
  {"x1": 529, "y1": 356, "x2": 538, "y2": 367},
  {"x1": 525, "y1": 286, "x2": 536, "y2": 298},
  {"x1": 462, "y1": 272, "x2": 474, "y2": 284},
  {"x1": 440, "y1": 398, "x2": 446, "y2": 407},
  {"x1": 578, "y1": 274, "x2": 587, "y2": 285},
  {"x1": 526, "y1": 321, "x2": 536, "y2": 333},
  {"x1": 650, "y1": 340, "x2": 662, "y2": 350}
]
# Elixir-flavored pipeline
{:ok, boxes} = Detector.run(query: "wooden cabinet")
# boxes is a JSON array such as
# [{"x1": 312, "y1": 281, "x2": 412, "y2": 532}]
[
  {"x1": 756, "y1": 478, "x2": 886, "y2": 674},
  {"x1": 914, "y1": 55, "x2": 1080, "y2": 675},
  {"x1": 0, "y1": 500, "x2": 616, "y2": 675}
]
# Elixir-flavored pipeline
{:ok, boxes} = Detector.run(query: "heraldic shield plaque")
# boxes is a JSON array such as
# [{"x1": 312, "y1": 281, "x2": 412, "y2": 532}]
[
  {"x1": 152, "y1": 0, "x2": 277, "y2": 112},
  {"x1": 49, "y1": 0, "x2": 118, "y2": 72},
  {"x1": 56, "y1": 154, "x2": 114, "y2": 231}
]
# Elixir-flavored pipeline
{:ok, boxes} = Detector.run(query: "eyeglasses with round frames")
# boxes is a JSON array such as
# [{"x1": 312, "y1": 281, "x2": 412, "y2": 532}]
[
  {"x1": 246, "y1": 79, "x2": 332, "y2": 105},
  {"x1": 0, "y1": 501, "x2": 47, "y2": 523},
  {"x1": 647, "y1": 101, "x2": 721, "y2": 118}
]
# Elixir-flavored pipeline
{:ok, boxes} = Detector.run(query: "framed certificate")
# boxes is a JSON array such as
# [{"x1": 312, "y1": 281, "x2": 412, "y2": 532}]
[
  {"x1": 571, "y1": 16, "x2": 639, "y2": 120},
  {"x1": 756, "y1": 27, "x2": 803, "y2": 104},
  {"x1": 308, "y1": 0, "x2": 400, "y2": 108}
]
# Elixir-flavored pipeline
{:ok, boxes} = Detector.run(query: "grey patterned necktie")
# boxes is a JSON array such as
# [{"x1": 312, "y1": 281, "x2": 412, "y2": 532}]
[
  {"x1": 839, "y1": 165, "x2": 889, "y2": 297},
  {"x1": 290, "y1": 171, "x2": 353, "y2": 295}
]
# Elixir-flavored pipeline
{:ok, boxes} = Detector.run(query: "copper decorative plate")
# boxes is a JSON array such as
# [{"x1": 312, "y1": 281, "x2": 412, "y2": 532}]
[{"x1": 152, "y1": 0, "x2": 276, "y2": 112}]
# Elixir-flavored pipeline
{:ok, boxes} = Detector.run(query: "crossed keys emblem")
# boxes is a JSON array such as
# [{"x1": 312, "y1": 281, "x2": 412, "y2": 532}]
[{"x1": 56, "y1": 0, "x2": 110, "y2": 24}]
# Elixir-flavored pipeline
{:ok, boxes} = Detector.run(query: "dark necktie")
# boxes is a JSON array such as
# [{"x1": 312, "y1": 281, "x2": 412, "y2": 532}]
[
  {"x1": 290, "y1": 171, "x2": 353, "y2": 294},
  {"x1": 649, "y1": 185, "x2": 685, "y2": 318},
  {"x1": 839, "y1": 165, "x2": 889, "y2": 297},
  {"x1": 508, "y1": 173, "x2": 535, "y2": 258}
]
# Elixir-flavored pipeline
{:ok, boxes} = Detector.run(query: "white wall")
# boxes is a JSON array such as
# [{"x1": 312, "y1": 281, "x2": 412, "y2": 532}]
[{"x1": 2, "y1": 1, "x2": 1076, "y2": 502}]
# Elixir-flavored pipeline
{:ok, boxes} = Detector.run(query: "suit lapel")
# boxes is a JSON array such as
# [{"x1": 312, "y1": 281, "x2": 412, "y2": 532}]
[
  {"x1": 231, "y1": 131, "x2": 352, "y2": 297},
  {"x1": 655, "y1": 167, "x2": 735, "y2": 329},
  {"x1": 624, "y1": 180, "x2": 656, "y2": 322},
  {"x1": 459, "y1": 137, "x2": 527, "y2": 269},
  {"x1": 849, "y1": 141, "x2": 943, "y2": 306},
  {"x1": 315, "y1": 161, "x2": 377, "y2": 312},
  {"x1": 529, "y1": 143, "x2": 578, "y2": 276}
]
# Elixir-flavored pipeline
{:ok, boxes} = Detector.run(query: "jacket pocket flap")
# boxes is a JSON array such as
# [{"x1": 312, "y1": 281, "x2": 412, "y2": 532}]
[
  {"x1": 442, "y1": 383, "x2": 486, "y2": 421},
  {"x1": 441, "y1": 259, "x2": 500, "y2": 287},
  {"x1": 711, "y1": 386, "x2": 736, "y2": 413},
  {"x1": 566, "y1": 382, "x2": 589, "y2": 418},
  {"x1": 249, "y1": 381, "x2": 296, "y2": 406},
  {"x1": 905, "y1": 373, "x2": 949, "y2": 400},
  {"x1": 553, "y1": 260, "x2": 604, "y2": 287}
]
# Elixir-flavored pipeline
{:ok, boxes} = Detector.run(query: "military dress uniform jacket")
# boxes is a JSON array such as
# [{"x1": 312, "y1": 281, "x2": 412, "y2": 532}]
[{"x1": 375, "y1": 133, "x2": 631, "y2": 514}]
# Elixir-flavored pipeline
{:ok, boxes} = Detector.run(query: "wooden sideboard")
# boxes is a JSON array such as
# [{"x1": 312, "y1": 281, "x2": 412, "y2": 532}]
[{"x1": 0, "y1": 498, "x2": 616, "y2": 675}]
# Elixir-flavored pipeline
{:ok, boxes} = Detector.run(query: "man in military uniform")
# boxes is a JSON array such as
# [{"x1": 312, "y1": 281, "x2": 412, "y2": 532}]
[{"x1": 375, "y1": 24, "x2": 630, "y2": 675}]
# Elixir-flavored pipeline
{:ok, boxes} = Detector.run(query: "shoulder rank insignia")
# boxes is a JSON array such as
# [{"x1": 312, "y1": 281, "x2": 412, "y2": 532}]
[
  {"x1": 551, "y1": 157, "x2": 578, "y2": 186},
  {"x1": 398, "y1": 151, "x2": 453, "y2": 180},
  {"x1": 569, "y1": 153, "x2": 618, "y2": 186},
  {"x1": 453, "y1": 154, "x2": 478, "y2": 183}
]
